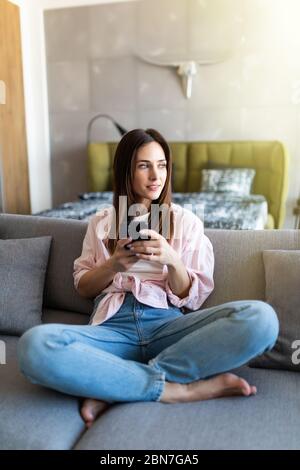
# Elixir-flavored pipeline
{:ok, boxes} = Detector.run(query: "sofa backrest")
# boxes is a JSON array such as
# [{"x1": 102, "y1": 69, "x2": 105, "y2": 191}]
[
  {"x1": 1, "y1": 214, "x2": 299, "y2": 317},
  {"x1": 202, "y1": 228, "x2": 300, "y2": 309},
  {"x1": 88, "y1": 140, "x2": 289, "y2": 228},
  {"x1": 0, "y1": 214, "x2": 93, "y2": 317}
]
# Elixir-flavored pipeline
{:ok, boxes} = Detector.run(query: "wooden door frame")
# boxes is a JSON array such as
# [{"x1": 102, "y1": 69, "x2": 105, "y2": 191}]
[{"x1": 0, "y1": 0, "x2": 31, "y2": 214}]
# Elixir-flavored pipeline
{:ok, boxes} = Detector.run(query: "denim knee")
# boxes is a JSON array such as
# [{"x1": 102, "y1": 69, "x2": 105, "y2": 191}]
[
  {"x1": 17, "y1": 324, "x2": 53, "y2": 378},
  {"x1": 242, "y1": 300, "x2": 279, "y2": 351}
]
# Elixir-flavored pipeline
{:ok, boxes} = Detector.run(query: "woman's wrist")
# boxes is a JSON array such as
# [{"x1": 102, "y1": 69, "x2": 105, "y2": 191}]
[
  {"x1": 167, "y1": 258, "x2": 191, "y2": 298},
  {"x1": 104, "y1": 257, "x2": 118, "y2": 275},
  {"x1": 166, "y1": 251, "x2": 180, "y2": 268}
]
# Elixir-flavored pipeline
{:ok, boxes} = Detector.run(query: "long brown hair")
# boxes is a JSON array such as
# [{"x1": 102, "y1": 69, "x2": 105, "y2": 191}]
[{"x1": 107, "y1": 128, "x2": 174, "y2": 255}]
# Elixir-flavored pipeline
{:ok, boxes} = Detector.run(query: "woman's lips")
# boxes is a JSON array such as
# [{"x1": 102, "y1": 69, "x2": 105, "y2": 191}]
[{"x1": 147, "y1": 185, "x2": 160, "y2": 191}]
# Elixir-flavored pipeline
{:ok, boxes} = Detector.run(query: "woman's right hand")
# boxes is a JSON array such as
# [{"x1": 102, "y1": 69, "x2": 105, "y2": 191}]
[{"x1": 108, "y1": 237, "x2": 138, "y2": 273}]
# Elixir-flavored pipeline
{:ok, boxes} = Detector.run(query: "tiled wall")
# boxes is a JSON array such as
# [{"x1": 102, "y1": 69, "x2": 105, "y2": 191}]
[{"x1": 45, "y1": 0, "x2": 300, "y2": 228}]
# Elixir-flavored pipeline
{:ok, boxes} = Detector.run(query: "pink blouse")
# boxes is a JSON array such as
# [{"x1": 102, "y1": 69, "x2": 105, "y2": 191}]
[{"x1": 73, "y1": 203, "x2": 214, "y2": 326}]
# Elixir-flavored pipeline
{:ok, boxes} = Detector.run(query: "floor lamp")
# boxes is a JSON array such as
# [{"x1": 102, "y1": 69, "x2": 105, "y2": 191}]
[{"x1": 87, "y1": 113, "x2": 128, "y2": 145}]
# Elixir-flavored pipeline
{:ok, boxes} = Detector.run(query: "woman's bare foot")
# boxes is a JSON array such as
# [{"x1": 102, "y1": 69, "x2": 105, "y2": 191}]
[
  {"x1": 80, "y1": 398, "x2": 110, "y2": 428},
  {"x1": 159, "y1": 373, "x2": 257, "y2": 404}
]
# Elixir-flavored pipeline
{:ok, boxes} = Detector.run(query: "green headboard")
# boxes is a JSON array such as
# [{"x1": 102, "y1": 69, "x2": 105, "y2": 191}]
[{"x1": 87, "y1": 140, "x2": 289, "y2": 229}]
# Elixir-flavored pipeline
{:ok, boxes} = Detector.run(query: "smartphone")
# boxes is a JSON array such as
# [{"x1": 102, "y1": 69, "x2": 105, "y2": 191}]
[{"x1": 125, "y1": 221, "x2": 151, "y2": 249}]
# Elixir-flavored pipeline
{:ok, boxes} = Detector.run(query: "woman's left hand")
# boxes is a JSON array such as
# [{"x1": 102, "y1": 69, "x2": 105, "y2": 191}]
[{"x1": 126, "y1": 229, "x2": 179, "y2": 267}]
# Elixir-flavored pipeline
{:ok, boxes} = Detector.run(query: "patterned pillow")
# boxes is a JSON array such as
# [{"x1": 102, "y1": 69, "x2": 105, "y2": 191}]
[{"x1": 201, "y1": 168, "x2": 255, "y2": 195}]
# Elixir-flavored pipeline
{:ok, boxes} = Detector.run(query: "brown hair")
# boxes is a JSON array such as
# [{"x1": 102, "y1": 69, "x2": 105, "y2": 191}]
[{"x1": 106, "y1": 128, "x2": 174, "y2": 255}]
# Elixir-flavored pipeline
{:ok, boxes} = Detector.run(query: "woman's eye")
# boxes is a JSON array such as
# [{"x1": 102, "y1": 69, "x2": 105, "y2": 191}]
[{"x1": 137, "y1": 163, "x2": 166, "y2": 169}]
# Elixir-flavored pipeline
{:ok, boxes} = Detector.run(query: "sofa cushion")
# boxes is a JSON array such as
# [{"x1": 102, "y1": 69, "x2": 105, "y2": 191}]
[
  {"x1": 0, "y1": 237, "x2": 52, "y2": 335},
  {"x1": 0, "y1": 214, "x2": 93, "y2": 316},
  {"x1": 201, "y1": 229, "x2": 300, "y2": 310},
  {"x1": 200, "y1": 168, "x2": 255, "y2": 195},
  {"x1": 250, "y1": 250, "x2": 300, "y2": 371},
  {"x1": 0, "y1": 335, "x2": 86, "y2": 450},
  {"x1": 75, "y1": 366, "x2": 300, "y2": 450},
  {"x1": 42, "y1": 308, "x2": 89, "y2": 325}
]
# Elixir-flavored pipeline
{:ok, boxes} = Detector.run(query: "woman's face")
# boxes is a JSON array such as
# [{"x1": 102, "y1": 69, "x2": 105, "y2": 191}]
[{"x1": 132, "y1": 141, "x2": 167, "y2": 209}]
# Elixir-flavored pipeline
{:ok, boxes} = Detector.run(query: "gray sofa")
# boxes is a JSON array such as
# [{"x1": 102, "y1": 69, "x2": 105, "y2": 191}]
[{"x1": 1, "y1": 213, "x2": 300, "y2": 450}]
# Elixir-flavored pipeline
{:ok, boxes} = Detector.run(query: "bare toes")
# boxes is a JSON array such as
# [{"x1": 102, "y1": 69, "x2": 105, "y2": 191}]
[
  {"x1": 220, "y1": 374, "x2": 255, "y2": 397},
  {"x1": 80, "y1": 399, "x2": 110, "y2": 427}
]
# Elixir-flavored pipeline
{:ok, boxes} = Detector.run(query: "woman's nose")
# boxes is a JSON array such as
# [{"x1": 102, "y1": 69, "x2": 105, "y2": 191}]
[{"x1": 149, "y1": 166, "x2": 159, "y2": 179}]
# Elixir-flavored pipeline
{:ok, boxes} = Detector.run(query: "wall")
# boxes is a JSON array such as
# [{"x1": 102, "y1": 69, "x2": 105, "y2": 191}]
[
  {"x1": 9, "y1": 0, "x2": 133, "y2": 214},
  {"x1": 44, "y1": 0, "x2": 300, "y2": 228},
  {"x1": 10, "y1": 0, "x2": 300, "y2": 227}
]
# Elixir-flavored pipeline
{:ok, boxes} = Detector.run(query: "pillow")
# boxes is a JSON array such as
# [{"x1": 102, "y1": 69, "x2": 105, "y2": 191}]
[
  {"x1": 250, "y1": 250, "x2": 300, "y2": 371},
  {"x1": 0, "y1": 237, "x2": 52, "y2": 335},
  {"x1": 201, "y1": 168, "x2": 255, "y2": 195}
]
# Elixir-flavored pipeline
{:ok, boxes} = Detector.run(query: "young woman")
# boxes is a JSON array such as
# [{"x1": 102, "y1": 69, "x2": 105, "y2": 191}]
[{"x1": 18, "y1": 129, "x2": 279, "y2": 428}]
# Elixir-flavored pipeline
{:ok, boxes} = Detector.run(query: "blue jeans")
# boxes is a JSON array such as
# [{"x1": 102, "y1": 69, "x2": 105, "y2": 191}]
[{"x1": 17, "y1": 293, "x2": 279, "y2": 403}]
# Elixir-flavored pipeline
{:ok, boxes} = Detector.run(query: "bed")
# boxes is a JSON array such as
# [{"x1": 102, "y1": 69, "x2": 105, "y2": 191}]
[
  {"x1": 34, "y1": 140, "x2": 289, "y2": 230},
  {"x1": 35, "y1": 190, "x2": 268, "y2": 230}
]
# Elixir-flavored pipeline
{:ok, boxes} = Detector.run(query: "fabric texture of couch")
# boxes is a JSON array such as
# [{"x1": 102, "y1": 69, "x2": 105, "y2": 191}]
[
  {"x1": 1, "y1": 213, "x2": 299, "y2": 450},
  {"x1": 88, "y1": 140, "x2": 289, "y2": 229}
]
